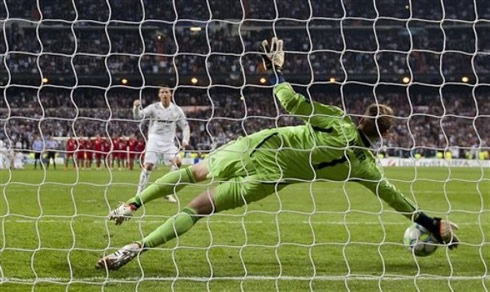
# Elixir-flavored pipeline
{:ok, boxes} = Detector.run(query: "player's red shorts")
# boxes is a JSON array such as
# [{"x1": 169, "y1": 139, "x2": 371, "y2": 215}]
[
  {"x1": 76, "y1": 151, "x2": 85, "y2": 160},
  {"x1": 95, "y1": 152, "x2": 102, "y2": 159},
  {"x1": 113, "y1": 151, "x2": 125, "y2": 159},
  {"x1": 85, "y1": 151, "x2": 94, "y2": 160}
]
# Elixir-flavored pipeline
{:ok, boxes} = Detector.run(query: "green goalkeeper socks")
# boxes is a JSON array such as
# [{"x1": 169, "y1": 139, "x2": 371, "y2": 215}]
[
  {"x1": 127, "y1": 167, "x2": 196, "y2": 207},
  {"x1": 142, "y1": 207, "x2": 200, "y2": 248}
]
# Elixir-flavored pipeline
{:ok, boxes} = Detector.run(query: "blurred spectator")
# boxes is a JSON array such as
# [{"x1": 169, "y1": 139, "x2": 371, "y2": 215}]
[
  {"x1": 32, "y1": 136, "x2": 44, "y2": 169},
  {"x1": 45, "y1": 135, "x2": 59, "y2": 169},
  {"x1": 1, "y1": 0, "x2": 489, "y2": 159},
  {"x1": 2, "y1": 85, "x2": 488, "y2": 157}
]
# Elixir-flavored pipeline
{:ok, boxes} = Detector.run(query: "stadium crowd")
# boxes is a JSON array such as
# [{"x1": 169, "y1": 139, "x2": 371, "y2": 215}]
[
  {"x1": 1, "y1": 0, "x2": 489, "y2": 165},
  {"x1": 2, "y1": 22, "x2": 490, "y2": 81},
  {"x1": 3, "y1": 0, "x2": 490, "y2": 21},
  {"x1": 1, "y1": 85, "x2": 488, "y2": 161},
  {"x1": 1, "y1": 0, "x2": 490, "y2": 83}
]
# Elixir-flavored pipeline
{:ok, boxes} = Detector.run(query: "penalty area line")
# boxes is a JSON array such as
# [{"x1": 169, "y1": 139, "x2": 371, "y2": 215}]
[
  {"x1": 4, "y1": 219, "x2": 487, "y2": 226},
  {"x1": 2, "y1": 275, "x2": 489, "y2": 283}
]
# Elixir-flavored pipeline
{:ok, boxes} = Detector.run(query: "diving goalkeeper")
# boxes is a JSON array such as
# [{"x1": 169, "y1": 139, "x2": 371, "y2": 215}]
[{"x1": 97, "y1": 38, "x2": 459, "y2": 270}]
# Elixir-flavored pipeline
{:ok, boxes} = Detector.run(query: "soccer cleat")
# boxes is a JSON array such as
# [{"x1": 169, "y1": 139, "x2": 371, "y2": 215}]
[
  {"x1": 96, "y1": 242, "x2": 144, "y2": 270},
  {"x1": 109, "y1": 202, "x2": 137, "y2": 225},
  {"x1": 165, "y1": 194, "x2": 177, "y2": 203}
]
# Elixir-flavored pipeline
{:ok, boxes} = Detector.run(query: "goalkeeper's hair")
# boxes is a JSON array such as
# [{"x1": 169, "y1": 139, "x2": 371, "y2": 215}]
[{"x1": 361, "y1": 104, "x2": 394, "y2": 137}]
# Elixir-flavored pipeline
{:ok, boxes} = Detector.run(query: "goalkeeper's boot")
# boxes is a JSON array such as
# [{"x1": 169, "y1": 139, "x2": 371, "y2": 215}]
[
  {"x1": 435, "y1": 218, "x2": 460, "y2": 249},
  {"x1": 96, "y1": 242, "x2": 144, "y2": 270},
  {"x1": 108, "y1": 202, "x2": 137, "y2": 225}
]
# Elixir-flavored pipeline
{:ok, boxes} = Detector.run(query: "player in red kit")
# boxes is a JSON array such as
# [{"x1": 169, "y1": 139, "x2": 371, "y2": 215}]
[
  {"x1": 85, "y1": 138, "x2": 94, "y2": 169},
  {"x1": 76, "y1": 138, "x2": 86, "y2": 170},
  {"x1": 111, "y1": 135, "x2": 120, "y2": 169},
  {"x1": 127, "y1": 134, "x2": 138, "y2": 170},
  {"x1": 94, "y1": 134, "x2": 103, "y2": 169},
  {"x1": 119, "y1": 137, "x2": 128, "y2": 169},
  {"x1": 102, "y1": 138, "x2": 112, "y2": 168},
  {"x1": 65, "y1": 136, "x2": 77, "y2": 169}
]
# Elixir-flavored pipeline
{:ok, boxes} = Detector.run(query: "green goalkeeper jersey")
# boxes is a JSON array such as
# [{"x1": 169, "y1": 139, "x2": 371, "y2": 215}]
[{"x1": 242, "y1": 82, "x2": 416, "y2": 216}]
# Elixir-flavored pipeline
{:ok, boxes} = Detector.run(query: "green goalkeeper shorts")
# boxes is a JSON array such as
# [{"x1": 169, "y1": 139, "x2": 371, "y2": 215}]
[
  {"x1": 206, "y1": 136, "x2": 287, "y2": 212},
  {"x1": 206, "y1": 137, "x2": 257, "y2": 180},
  {"x1": 214, "y1": 175, "x2": 287, "y2": 212}
]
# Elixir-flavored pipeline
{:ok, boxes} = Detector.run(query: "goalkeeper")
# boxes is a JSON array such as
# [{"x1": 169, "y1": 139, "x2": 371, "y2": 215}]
[{"x1": 97, "y1": 38, "x2": 460, "y2": 270}]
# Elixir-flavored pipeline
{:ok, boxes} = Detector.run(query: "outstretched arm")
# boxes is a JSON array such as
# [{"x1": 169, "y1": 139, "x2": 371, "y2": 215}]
[
  {"x1": 273, "y1": 82, "x2": 345, "y2": 120},
  {"x1": 357, "y1": 178, "x2": 417, "y2": 218},
  {"x1": 357, "y1": 176, "x2": 459, "y2": 249},
  {"x1": 260, "y1": 38, "x2": 346, "y2": 129}
]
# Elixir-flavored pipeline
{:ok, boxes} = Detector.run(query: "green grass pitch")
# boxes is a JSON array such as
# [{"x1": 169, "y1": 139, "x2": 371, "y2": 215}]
[{"x1": 0, "y1": 166, "x2": 489, "y2": 291}]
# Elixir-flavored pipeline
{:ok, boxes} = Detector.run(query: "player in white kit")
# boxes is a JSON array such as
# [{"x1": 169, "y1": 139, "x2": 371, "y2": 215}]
[{"x1": 133, "y1": 86, "x2": 190, "y2": 203}]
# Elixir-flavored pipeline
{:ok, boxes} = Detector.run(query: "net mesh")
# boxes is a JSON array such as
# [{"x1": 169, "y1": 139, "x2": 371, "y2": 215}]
[{"x1": 0, "y1": 0, "x2": 489, "y2": 291}]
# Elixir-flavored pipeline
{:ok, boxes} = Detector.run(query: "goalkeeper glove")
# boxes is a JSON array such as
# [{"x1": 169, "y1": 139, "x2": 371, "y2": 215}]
[
  {"x1": 433, "y1": 218, "x2": 460, "y2": 249},
  {"x1": 259, "y1": 37, "x2": 285, "y2": 71},
  {"x1": 416, "y1": 213, "x2": 460, "y2": 249}
]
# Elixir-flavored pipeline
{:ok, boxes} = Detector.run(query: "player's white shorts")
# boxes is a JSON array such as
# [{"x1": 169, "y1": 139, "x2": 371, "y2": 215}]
[{"x1": 144, "y1": 140, "x2": 180, "y2": 165}]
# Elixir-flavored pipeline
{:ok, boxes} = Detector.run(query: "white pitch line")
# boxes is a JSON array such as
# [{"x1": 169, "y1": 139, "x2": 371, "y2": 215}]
[
  {"x1": 3, "y1": 219, "x2": 488, "y2": 226},
  {"x1": 2, "y1": 275, "x2": 489, "y2": 283},
  {"x1": 80, "y1": 200, "x2": 98, "y2": 203}
]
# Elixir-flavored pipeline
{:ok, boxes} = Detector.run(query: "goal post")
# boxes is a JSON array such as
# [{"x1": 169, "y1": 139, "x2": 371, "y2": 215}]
[{"x1": 0, "y1": 0, "x2": 489, "y2": 291}]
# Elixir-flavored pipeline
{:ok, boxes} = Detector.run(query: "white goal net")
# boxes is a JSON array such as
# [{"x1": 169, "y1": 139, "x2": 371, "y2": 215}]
[{"x1": 1, "y1": 0, "x2": 489, "y2": 291}]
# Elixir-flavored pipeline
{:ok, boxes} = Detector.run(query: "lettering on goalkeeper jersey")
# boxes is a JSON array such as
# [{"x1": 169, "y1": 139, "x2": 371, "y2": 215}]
[
  {"x1": 313, "y1": 156, "x2": 347, "y2": 170},
  {"x1": 353, "y1": 148, "x2": 366, "y2": 162}
]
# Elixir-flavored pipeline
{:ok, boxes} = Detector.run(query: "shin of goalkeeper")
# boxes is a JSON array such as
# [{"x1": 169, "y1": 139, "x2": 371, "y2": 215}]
[{"x1": 97, "y1": 38, "x2": 459, "y2": 270}]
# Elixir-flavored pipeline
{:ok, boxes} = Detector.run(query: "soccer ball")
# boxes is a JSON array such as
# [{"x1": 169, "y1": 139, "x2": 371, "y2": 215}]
[{"x1": 403, "y1": 223, "x2": 439, "y2": 257}]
